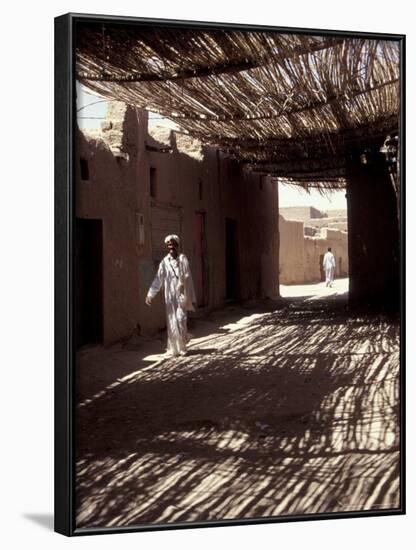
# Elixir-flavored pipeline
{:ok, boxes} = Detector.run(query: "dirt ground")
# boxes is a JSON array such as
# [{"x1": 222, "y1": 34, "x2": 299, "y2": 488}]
[{"x1": 75, "y1": 278, "x2": 400, "y2": 529}]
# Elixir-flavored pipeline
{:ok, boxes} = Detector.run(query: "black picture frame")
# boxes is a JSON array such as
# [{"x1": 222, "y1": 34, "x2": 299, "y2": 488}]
[{"x1": 55, "y1": 13, "x2": 405, "y2": 537}]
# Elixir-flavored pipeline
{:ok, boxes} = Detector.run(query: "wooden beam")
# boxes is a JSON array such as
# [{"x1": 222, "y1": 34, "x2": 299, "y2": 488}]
[
  {"x1": 189, "y1": 116, "x2": 398, "y2": 151},
  {"x1": 153, "y1": 78, "x2": 399, "y2": 122},
  {"x1": 77, "y1": 39, "x2": 344, "y2": 83}
]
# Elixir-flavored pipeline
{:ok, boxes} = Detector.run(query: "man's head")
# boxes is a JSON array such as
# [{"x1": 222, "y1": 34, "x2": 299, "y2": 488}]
[
  {"x1": 328, "y1": 247, "x2": 332, "y2": 252},
  {"x1": 165, "y1": 234, "x2": 180, "y2": 255}
]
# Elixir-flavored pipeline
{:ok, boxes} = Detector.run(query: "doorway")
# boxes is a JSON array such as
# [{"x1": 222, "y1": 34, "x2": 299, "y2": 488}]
[
  {"x1": 75, "y1": 218, "x2": 103, "y2": 347},
  {"x1": 194, "y1": 212, "x2": 208, "y2": 307},
  {"x1": 225, "y1": 218, "x2": 239, "y2": 301}
]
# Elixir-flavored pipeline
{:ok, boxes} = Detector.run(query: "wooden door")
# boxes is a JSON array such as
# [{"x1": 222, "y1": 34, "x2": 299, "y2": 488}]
[
  {"x1": 225, "y1": 218, "x2": 239, "y2": 300},
  {"x1": 194, "y1": 212, "x2": 208, "y2": 306},
  {"x1": 75, "y1": 218, "x2": 103, "y2": 347}
]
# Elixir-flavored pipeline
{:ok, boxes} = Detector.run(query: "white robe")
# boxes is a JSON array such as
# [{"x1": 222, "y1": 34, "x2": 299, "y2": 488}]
[
  {"x1": 323, "y1": 251, "x2": 336, "y2": 284},
  {"x1": 147, "y1": 253, "x2": 196, "y2": 356}
]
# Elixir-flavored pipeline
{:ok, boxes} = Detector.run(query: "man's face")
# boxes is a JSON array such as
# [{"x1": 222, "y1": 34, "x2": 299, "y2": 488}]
[{"x1": 167, "y1": 239, "x2": 178, "y2": 253}]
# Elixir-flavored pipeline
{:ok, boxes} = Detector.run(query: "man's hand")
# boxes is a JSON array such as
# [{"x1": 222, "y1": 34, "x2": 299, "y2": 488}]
[{"x1": 145, "y1": 296, "x2": 152, "y2": 306}]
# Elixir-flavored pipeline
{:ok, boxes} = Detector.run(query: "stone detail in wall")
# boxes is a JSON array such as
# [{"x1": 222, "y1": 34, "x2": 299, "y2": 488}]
[
  {"x1": 280, "y1": 206, "x2": 348, "y2": 237},
  {"x1": 279, "y1": 206, "x2": 326, "y2": 221}
]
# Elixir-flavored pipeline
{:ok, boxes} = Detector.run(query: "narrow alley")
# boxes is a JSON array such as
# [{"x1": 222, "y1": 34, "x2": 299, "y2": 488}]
[{"x1": 76, "y1": 279, "x2": 400, "y2": 528}]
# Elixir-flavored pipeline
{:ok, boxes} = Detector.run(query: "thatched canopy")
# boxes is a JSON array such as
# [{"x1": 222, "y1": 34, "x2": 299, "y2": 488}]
[{"x1": 76, "y1": 22, "x2": 400, "y2": 188}]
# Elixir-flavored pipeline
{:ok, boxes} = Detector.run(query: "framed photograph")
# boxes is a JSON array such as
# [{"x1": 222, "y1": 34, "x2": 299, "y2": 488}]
[{"x1": 55, "y1": 13, "x2": 405, "y2": 536}]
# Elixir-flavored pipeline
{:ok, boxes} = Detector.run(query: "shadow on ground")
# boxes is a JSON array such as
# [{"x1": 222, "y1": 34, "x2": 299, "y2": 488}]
[{"x1": 75, "y1": 293, "x2": 400, "y2": 529}]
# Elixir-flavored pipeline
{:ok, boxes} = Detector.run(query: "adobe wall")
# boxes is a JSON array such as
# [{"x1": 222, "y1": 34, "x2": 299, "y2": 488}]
[
  {"x1": 279, "y1": 206, "x2": 324, "y2": 221},
  {"x1": 76, "y1": 104, "x2": 279, "y2": 344},
  {"x1": 136, "y1": 129, "x2": 279, "y2": 334},
  {"x1": 303, "y1": 228, "x2": 349, "y2": 283},
  {"x1": 303, "y1": 217, "x2": 348, "y2": 231},
  {"x1": 279, "y1": 216, "x2": 349, "y2": 285},
  {"x1": 346, "y1": 148, "x2": 399, "y2": 310},
  {"x1": 75, "y1": 104, "x2": 141, "y2": 344},
  {"x1": 278, "y1": 215, "x2": 305, "y2": 284}
]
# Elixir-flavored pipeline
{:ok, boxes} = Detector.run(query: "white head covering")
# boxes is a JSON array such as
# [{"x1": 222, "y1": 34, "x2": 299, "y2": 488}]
[{"x1": 164, "y1": 234, "x2": 180, "y2": 245}]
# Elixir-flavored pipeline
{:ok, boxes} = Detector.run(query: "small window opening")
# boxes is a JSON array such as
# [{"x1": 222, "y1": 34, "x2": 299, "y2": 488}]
[
  {"x1": 80, "y1": 158, "x2": 89, "y2": 181},
  {"x1": 150, "y1": 167, "x2": 157, "y2": 198}
]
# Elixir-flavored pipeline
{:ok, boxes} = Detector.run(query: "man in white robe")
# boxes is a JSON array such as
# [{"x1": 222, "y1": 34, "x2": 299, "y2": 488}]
[
  {"x1": 145, "y1": 234, "x2": 196, "y2": 356},
  {"x1": 323, "y1": 247, "x2": 336, "y2": 287}
]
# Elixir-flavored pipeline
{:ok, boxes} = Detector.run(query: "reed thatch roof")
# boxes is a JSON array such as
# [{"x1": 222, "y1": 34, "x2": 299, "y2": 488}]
[{"x1": 76, "y1": 22, "x2": 400, "y2": 188}]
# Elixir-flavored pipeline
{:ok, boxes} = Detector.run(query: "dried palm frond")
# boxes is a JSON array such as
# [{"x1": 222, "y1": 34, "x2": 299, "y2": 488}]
[{"x1": 76, "y1": 22, "x2": 400, "y2": 187}]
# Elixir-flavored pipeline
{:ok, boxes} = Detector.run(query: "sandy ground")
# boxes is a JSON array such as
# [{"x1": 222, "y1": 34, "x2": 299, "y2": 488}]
[
  {"x1": 75, "y1": 278, "x2": 400, "y2": 529},
  {"x1": 280, "y1": 277, "x2": 349, "y2": 299}
]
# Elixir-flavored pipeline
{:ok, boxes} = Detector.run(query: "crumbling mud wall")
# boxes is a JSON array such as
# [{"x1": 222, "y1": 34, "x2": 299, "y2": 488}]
[{"x1": 76, "y1": 105, "x2": 280, "y2": 344}]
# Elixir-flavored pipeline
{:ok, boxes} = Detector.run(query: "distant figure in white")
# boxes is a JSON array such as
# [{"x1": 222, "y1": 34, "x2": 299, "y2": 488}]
[
  {"x1": 145, "y1": 234, "x2": 196, "y2": 356},
  {"x1": 323, "y1": 247, "x2": 336, "y2": 287}
]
